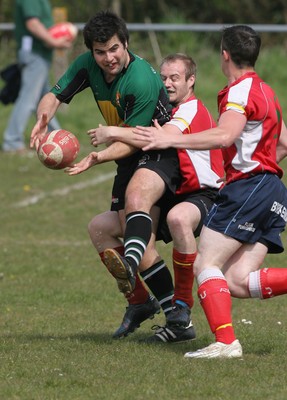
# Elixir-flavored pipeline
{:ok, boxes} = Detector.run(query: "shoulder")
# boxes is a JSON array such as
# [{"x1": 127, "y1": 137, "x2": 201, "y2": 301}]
[
  {"x1": 20, "y1": 0, "x2": 48, "y2": 17},
  {"x1": 127, "y1": 53, "x2": 162, "y2": 87},
  {"x1": 227, "y1": 73, "x2": 261, "y2": 103},
  {"x1": 176, "y1": 97, "x2": 208, "y2": 115}
]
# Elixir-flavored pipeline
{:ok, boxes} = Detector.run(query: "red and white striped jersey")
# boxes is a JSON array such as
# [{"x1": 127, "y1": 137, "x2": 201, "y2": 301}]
[
  {"x1": 166, "y1": 95, "x2": 224, "y2": 194},
  {"x1": 218, "y1": 71, "x2": 283, "y2": 184}
]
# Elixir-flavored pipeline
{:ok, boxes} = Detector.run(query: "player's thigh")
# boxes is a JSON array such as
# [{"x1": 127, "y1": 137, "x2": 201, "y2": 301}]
[
  {"x1": 194, "y1": 226, "x2": 243, "y2": 276},
  {"x1": 125, "y1": 168, "x2": 166, "y2": 212}
]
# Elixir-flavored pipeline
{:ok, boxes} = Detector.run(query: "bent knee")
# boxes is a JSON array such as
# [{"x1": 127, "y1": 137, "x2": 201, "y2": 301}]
[
  {"x1": 125, "y1": 193, "x2": 148, "y2": 212},
  {"x1": 88, "y1": 213, "x2": 111, "y2": 235},
  {"x1": 87, "y1": 215, "x2": 100, "y2": 234},
  {"x1": 225, "y1": 276, "x2": 250, "y2": 298}
]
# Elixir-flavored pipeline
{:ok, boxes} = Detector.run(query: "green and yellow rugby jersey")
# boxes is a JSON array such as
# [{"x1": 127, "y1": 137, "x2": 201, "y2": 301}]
[{"x1": 51, "y1": 50, "x2": 171, "y2": 127}]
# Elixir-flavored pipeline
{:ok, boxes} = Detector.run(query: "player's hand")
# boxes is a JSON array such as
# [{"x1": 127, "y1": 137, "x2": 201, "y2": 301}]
[
  {"x1": 88, "y1": 124, "x2": 113, "y2": 147},
  {"x1": 30, "y1": 113, "x2": 49, "y2": 150},
  {"x1": 133, "y1": 119, "x2": 169, "y2": 151},
  {"x1": 52, "y1": 36, "x2": 73, "y2": 49},
  {"x1": 64, "y1": 152, "x2": 100, "y2": 175}
]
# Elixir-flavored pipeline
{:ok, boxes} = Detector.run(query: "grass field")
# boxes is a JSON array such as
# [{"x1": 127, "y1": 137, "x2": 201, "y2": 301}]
[{"x1": 0, "y1": 49, "x2": 287, "y2": 399}]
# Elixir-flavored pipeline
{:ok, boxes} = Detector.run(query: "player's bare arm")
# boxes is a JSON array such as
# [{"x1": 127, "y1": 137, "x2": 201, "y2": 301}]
[
  {"x1": 88, "y1": 125, "x2": 148, "y2": 149},
  {"x1": 30, "y1": 93, "x2": 62, "y2": 150},
  {"x1": 95, "y1": 140, "x2": 138, "y2": 161},
  {"x1": 65, "y1": 152, "x2": 101, "y2": 175},
  {"x1": 132, "y1": 120, "x2": 179, "y2": 150},
  {"x1": 26, "y1": 18, "x2": 71, "y2": 49},
  {"x1": 134, "y1": 111, "x2": 246, "y2": 151},
  {"x1": 276, "y1": 120, "x2": 287, "y2": 163},
  {"x1": 65, "y1": 140, "x2": 138, "y2": 176}
]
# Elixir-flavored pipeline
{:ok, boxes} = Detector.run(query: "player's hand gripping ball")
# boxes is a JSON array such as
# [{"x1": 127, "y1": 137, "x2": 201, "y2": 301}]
[
  {"x1": 37, "y1": 129, "x2": 80, "y2": 170},
  {"x1": 48, "y1": 22, "x2": 78, "y2": 41}
]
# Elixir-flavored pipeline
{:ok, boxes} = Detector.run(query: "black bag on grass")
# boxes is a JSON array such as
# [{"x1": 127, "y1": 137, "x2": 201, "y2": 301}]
[{"x1": 0, "y1": 63, "x2": 21, "y2": 105}]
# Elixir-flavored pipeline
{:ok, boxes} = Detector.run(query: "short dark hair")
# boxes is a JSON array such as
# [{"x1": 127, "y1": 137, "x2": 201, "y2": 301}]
[
  {"x1": 83, "y1": 10, "x2": 129, "y2": 50},
  {"x1": 160, "y1": 53, "x2": 197, "y2": 80},
  {"x1": 221, "y1": 25, "x2": 261, "y2": 68}
]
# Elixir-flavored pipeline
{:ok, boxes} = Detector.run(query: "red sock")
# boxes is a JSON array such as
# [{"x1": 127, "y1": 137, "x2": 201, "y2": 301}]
[
  {"x1": 99, "y1": 246, "x2": 149, "y2": 305},
  {"x1": 172, "y1": 248, "x2": 196, "y2": 308},
  {"x1": 198, "y1": 278, "x2": 236, "y2": 344},
  {"x1": 127, "y1": 275, "x2": 150, "y2": 304},
  {"x1": 260, "y1": 268, "x2": 287, "y2": 298}
]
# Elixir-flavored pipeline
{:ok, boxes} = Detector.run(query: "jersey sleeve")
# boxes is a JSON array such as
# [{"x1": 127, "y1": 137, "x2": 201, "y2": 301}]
[
  {"x1": 50, "y1": 53, "x2": 91, "y2": 104},
  {"x1": 21, "y1": 0, "x2": 43, "y2": 19},
  {"x1": 166, "y1": 101, "x2": 197, "y2": 133},
  {"x1": 220, "y1": 78, "x2": 253, "y2": 115}
]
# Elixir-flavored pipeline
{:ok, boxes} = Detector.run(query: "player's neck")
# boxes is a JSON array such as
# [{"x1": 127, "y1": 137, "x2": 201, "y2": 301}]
[{"x1": 228, "y1": 67, "x2": 255, "y2": 86}]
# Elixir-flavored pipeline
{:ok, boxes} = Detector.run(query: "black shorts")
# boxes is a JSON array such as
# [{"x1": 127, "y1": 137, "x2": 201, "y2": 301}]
[
  {"x1": 136, "y1": 148, "x2": 182, "y2": 194},
  {"x1": 111, "y1": 148, "x2": 181, "y2": 211},
  {"x1": 110, "y1": 152, "x2": 142, "y2": 212},
  {"x1": 156, "y1": 188, "x2": 219, "y2": 243}
]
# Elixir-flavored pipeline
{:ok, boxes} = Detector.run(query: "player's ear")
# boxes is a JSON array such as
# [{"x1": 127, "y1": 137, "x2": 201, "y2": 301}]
[
  {"x1": 188, "y1": 74, "x2": 196, "y2": 89},
  {"x1": 222, "y1": 49, "x2": 229, "y2": 61}
]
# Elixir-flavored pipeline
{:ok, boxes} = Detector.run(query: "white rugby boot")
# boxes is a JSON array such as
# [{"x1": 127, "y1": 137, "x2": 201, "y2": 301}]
[{"x1": 184, "y1": 339, "x2": 243, "y2": 359}]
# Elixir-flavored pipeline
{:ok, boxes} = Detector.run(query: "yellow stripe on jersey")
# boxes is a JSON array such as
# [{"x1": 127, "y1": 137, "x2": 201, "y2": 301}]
[
  {"x1": 173, "y1": 117, "x2": 191, "y2": 133},
  {"x1": 98, "y1": 100, "x2": 123, "y2": 126},
  {"x1": 226, "y1": 102, "x2": 245, "y2": 113}
]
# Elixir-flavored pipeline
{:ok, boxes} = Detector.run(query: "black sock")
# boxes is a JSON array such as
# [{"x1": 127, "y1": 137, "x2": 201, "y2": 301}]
[
  {"x1": 124, "y1": 211, "x2": 152, "y2": 271},
  {"x1": 140, "y1": 260, "x2": 174, "y2": 316}
]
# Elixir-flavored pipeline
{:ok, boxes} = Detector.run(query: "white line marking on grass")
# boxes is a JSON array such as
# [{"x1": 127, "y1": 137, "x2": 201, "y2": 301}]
[
  {"x1": 0, "y1": 239, "x2": 90, "y2": 247},
  {"x1": 12, "y1": 172, "x2": 114, "y2": 208}
]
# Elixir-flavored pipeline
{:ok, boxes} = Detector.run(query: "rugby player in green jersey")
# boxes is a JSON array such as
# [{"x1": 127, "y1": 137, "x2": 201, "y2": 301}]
[{"x1": 30, "y1": 10, "x2": 179, "y2": 339}]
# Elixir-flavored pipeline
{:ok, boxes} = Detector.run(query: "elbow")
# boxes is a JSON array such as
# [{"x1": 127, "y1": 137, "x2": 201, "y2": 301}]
[
  {"x1": 220, "y1": 133, "x2": 233, "y2": 148},
  {"x1": 276, "y1": 149, "x2": 287, "y2": 164}
]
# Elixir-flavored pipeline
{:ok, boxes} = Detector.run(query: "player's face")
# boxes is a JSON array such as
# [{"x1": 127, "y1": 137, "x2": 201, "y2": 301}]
[
  {"x1": 92, "y1": 35, "x2": 129, "y2": 82},
  {"x1": 160, "y1": 60, "x2": 195, "y2": 106}
]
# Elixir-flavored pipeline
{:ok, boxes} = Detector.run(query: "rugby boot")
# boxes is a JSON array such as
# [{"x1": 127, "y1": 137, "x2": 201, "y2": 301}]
[
  {"x1": 143, "y1": 321, "x2": 196, "y2": 343},
  {"x1": 184, "y1": 340, "x2": 243, "y2": 359},
  {"x1": 113, "y1": 296, "x2": 161, "y2": 339},
  {"x1": 104, "y1": 248, "x2": 136, "y2": 296},
  {"x1": 166, "y1": 303, "x2": 191, "y2": 327}
]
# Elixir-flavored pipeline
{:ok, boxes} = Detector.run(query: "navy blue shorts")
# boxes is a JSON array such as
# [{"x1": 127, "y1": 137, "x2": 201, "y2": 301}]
[{"x1": 205, "y1": 173, "x2": 287, "y2": 253}]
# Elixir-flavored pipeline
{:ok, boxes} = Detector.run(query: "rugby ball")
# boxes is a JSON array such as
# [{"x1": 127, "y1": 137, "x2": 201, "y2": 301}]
[
  {"x1": 48, "y1": 22, "x2": 78, "y2": 41},
  {"x1": 37, "y1": 129, "x2": 80, "y2": 170}
]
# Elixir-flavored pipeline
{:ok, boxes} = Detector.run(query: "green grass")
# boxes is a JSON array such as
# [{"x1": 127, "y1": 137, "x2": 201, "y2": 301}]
[{"x1": 0, "y1": 48, "x2": 287, "y2": 399}]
